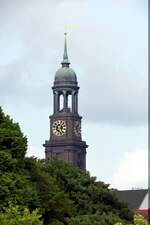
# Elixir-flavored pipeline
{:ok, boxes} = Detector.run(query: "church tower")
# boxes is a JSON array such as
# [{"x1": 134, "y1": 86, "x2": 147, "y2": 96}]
[{"x1": 43, "y1": 33, "x2": 88, "y2": 170}]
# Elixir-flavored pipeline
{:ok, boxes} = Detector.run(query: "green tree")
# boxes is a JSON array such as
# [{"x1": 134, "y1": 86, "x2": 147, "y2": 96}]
[
  {"x1": 0, "y1": 107, "x2": 133, "y2": 225},
  {"x1": 24, "y1": 157, "x2": 75, "y2": 225},
  {"x1": 0, "y1": 107, "x2": 27, "y2": 161},
  {"x1": 0, "y1": 107, "x2": 39, "y2": 210},
  {"x1": 114, "y1": 214, "x2": 148, "y2": 225},
  {"x1": 0, "y1": 151, "x2": 17, "y2": 172},
  {"x1": 134, "y1": 214, "x2": 148, "y2": 225},
  {"x1": 0, "y1": 171, "x2": 39, "y2": 210},
  {"x1": 45, "y1": 158, "x2": 133, "y2": 225},
  {"x1": 67, "y1": 212, "x2": 124, "y2": 225},
  {"x1": 0, "y1": 204, "x2": 43, "y2": 225}
]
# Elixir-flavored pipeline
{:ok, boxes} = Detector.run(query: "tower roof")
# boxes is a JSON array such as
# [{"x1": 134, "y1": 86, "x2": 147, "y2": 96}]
[
  {"x1": 61, "y1": 32, "x2": 70, "y2": 67},
  {"x1": 54, "y1": 33, "x2": 77, "y2": 87}
]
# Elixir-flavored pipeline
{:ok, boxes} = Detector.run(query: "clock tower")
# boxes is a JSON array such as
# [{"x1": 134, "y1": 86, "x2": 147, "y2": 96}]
[{"x1": 43, "y1": 34, "x2": 88, "y2": 170}]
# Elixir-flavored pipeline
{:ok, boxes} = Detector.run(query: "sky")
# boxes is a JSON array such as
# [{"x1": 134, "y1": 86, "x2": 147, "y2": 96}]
[{"x1": 0, "y1": 0, "x2": 148, "y2": 190}]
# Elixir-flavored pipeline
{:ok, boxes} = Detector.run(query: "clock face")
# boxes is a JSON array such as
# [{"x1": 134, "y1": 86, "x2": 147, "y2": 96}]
[
  {"x1": 52, "y1": 120, "x2": 67, "y2": 136},
  {"x1": 74, "y1": 121, "x2": 81, "y2": 136}
]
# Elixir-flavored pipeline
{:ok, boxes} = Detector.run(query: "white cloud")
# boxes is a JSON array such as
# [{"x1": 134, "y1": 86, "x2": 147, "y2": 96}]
[
  {"x1": 110, "y1": 149, "x2": 148, "y2": 190},
  {"x1": 0, "y1": 0, "x2": 147, "y2": 125},
  {"x1": 27, "y1": 145, "x2": 44, "y2": 159}
]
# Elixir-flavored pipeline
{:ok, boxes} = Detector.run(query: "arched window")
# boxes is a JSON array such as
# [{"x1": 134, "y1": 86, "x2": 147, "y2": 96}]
[
  {"x1": 59, "y1": 94, "x2": 63, "y2": 111},
  {"x1": 68, "y1": 94, "x2": 72, "y2": 112}
]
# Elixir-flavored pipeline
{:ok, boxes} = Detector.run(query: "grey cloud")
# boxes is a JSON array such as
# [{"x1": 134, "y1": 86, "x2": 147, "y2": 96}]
[{"x1": 0, "y1": 0, "x2": 147, "y2": 126}]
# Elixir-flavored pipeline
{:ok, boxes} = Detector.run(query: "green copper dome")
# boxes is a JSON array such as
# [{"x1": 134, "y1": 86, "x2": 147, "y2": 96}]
[
  {"x1": 54, "y1": 33, "x2": 78, "y2": 87},
  {"x1": 55, "y1": 67, "x2": 77, "y2": 82}
]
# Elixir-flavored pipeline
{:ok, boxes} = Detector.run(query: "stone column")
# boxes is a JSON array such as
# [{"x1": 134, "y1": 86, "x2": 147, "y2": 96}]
[
  {"x1": 54, "y1": 91, "x2": 59, "y2": 112},
  {"x1": 53, "y1": 91, "x2": 57, "y2": 113},
  {"x1": 74, "y1": 92, "x2": 78, "y2": 113},
  {"x1": 57, "y1": 92, "x2": 60, "y2": 112},
  {"x1": 72, "y1": 91, "x2": 76, "y2": 113},
  {"x1": 63, "y1": 90, "x2": 68, "y2": 109}
]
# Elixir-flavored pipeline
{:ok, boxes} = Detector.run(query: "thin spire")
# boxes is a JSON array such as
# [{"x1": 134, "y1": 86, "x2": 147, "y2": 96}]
[{"x1": 61, "y1": 32, "x2": 70, "y2": 67}]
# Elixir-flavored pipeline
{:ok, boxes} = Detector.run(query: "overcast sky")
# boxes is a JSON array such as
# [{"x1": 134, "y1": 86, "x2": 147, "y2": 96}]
[{"x1": 0, "y1": 0, "x2": 148, "y2": 190}]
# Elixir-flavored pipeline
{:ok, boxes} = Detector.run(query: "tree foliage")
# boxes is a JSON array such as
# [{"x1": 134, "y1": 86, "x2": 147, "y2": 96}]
[
  {"x1": 114, "y1": 214, "x2": 148, "y2": 225},
  {"x1": 0, "y1": 204, "x2": 43, "y2": 225},
  {"x1": 24, "y1": 157, "x2": 75, "y2": 224},
  {"x1": 0, "y1": 107, "x2": 39, "y2": 210},
  {"x1": 44, "y1": 158, "x2": 133, "y2": 224},
  {"x1": 0, "y1": 106, "x2": 133, "y2": 225},
  {"x1": 0, "y1": 107, "x2": 27, "y2": 160}
]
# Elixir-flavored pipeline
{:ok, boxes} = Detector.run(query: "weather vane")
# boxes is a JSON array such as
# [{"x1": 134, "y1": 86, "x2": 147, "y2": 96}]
[{"x1": 64, "y1": 32, "x2": 67, "y2": 36}]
